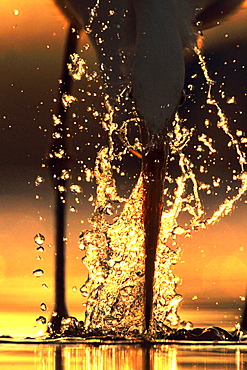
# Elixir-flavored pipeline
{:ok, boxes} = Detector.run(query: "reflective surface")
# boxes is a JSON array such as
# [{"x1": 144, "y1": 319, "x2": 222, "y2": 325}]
[{"x1": 0, "y1": 343, "x2": 247, "y2": 369}]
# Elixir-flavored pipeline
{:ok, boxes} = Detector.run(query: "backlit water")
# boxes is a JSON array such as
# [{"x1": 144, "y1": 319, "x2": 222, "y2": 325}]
[{"x1": 1, "y1": 0, "x2": 247, "y2": 368}]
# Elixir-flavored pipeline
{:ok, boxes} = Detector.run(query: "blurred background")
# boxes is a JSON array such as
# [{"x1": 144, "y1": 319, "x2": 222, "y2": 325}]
[{"x1": 0, "y1": 0, "x2": 247, "y2": 337}]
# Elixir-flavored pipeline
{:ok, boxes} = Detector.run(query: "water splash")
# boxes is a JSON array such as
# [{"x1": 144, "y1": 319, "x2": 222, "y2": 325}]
[
  {"x1": 68, "y1": 43, "x2": 247, "y2": 339},
  {"x1": 32, "y1": 2, "x2": 247, "y2": 340},
  {"x1": 80, "y1": 161, "x2": 145, "y2": 336}
]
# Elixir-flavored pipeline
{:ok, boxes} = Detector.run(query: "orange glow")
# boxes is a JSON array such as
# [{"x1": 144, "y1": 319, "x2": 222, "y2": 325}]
[
  {"x1": 196, "y1": 35, "x2": 204, "y2": 50},
  {"x1": 0, "y1": 1, "x2": 64, "y2": 52},
  {"x1": 0, "y1": 0, "x2": 94, "y2": 55},
  {"x1": 241, "y1": 0, "x2": 247, "y2": 9},
  {"x1": 203, "y1": 7, "x2": 247, "y2": 47},
  {"x1": 0, "y1": 198, "x2": 88, "y2": 337},
  {"x1": 203, "y1": 256, "x2": 247, "y2": 295},
  {"x1": 0, "y1": 343, "x2": 247, "y2": 369}
]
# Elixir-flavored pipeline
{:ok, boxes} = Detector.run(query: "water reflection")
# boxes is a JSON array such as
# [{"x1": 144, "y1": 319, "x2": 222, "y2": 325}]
[
  {"x1": 35, "y1": 344, "x2": 145, "y2": 370},
  {"x1": 1, "y1": 343, "x2": 247, "y2": 370}
]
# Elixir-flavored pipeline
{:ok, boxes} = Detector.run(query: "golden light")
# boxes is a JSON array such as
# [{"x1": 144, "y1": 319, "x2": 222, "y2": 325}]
[
  {"x1": 241, "y1": 0, "x2": 247, "y2": 8},
  {"x1": 203, "y1": 256, "x2": 247, "y2": 296}
]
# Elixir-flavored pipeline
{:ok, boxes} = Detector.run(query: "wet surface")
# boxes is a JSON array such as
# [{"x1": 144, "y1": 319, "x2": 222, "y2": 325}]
[{"x1": 0, "y1": 342, "x2": 247, "y2": 369}]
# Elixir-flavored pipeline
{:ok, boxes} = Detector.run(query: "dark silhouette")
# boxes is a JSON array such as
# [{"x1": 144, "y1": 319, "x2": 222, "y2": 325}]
[{"x1": 142, "y1": 137, "x2": 168, "y2": 330}]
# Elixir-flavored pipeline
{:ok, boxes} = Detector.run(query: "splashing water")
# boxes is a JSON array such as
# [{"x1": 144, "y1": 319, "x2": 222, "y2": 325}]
[
  {"x1": 69, "y1": 44, "x2": 247, "y2": 339},
  {"x1": 32, "y1": 2, "x2": 247, "y2": 341}
]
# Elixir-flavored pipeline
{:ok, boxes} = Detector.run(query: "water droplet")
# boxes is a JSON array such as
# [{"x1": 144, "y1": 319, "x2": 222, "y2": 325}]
[
  {"x1": 36, "y1": 316, "x2": 46, "y2": 324},
  {"x1": 35, "y1": 175, "x2": 45, "y2": 187},
  {"x1": 40, "y1": 303, "x2": 47, "y2": 311},
  {"x1": 70, "y1": 184, "x2": 82, "y2": 193},
  {"x1": 36, "y1": 246, "x2": 44, "y2": 252},
  {"x1": 67, "y1": 54, "x2": 87, "y2": 81},
  {"x1": 61, "y1": 169, "x2": 70, "y2": 180},
  {"x1": 181, "y1": 321, "x2": 193, "y2": 330},
  {"x1": 236, "y1": 130, "x2": 242, "y2": 137},
  {"x1": 227, "y1": 96, "x2": 236, "y2": 104},
  {"x1": 51, "y1": 148, "x2": 65, "y2": 159},
  {"x1": 72, "y1": 286, "x2": 77, "y2": 292},
  {"x1": 85, "y1": 168, "x2": 93, "y2": 182},
  {"x1": 58, "y1": 185, "x2": 66, "y2": 193},
  {"x1": 52, "y1": 131, "x2": 62, "y2": 139},
  {"x1": 42, "y1": 282, "x2": 48, "y2": 289},
  {"x1": 79, "y1": 241, "x2": 85, "y2": 251},
  {"x1": 62, "y1": 93, "x2": 77, "y2": 107},
  {"x1": 34, "y1": 233, "x2": 45, "y2": 245},
  {"x1": 33, "y1": 269, "x2": 44, "y2": 277},
  {"x1": 69, "y1": 206, "x2": 76, "y2": 213},
  {"x1": 80, "y1": 286, "x2": 88, "y2": 297}
]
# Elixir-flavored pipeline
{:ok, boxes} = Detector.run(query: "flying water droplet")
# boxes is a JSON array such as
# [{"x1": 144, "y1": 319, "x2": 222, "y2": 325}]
[
  {"x1": 79, "y1": 241, "x2": 85, "y2": 251},
  {"x1": 36, "y1": 246, "x2": 44, "y2": 252},
  {"x1": 85, "y1": 168, "x2": 94, "y2": 182},
  {"x1": 61, "y1": 169, "x2": 70, "y2": 180},
  {"x1": 58, "y1": 185, "x2": 66, "y2": 193},
  {"x1": 67, "y1": 54, "x2": 87, "y2": 81},
  {"x1": 70, "y1": 184, "x2": 82, "y2": 193},
  {"x1": 33, "y1": 269, "x2": 44, "y2": 277},
  {"x1": 36, "y1": 316, "x2": 46, "y2": 325},
  {"x1": 40, "y1": 303, "x2": 47, "y2": 311},
  {"x1": 52, "y1": 131, "x2": 62, "y2": 139},
  {"x1": 35, "y1": 176, "x2": 45, "y2": 187},
  {"x1": 62, "y1": 93, "x2": 77, "y2": 108},
  {"x1": 227, "y1": 96, "x2": 236, "y2": 104},
  {"x1": 34, "y1": 233, "x2": 45, "y2": 245},
  {"x1": 42, "y1": 282, "x2": 48, "y2": 289},
  {"x1": 80, "y1": 286, "x2": 88, "y2": 297}
]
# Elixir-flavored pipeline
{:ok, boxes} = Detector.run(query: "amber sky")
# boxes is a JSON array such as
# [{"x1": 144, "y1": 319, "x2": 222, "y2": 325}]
[{"x1": 0, "y1": 0, "x2": 247, "y2": 336}]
